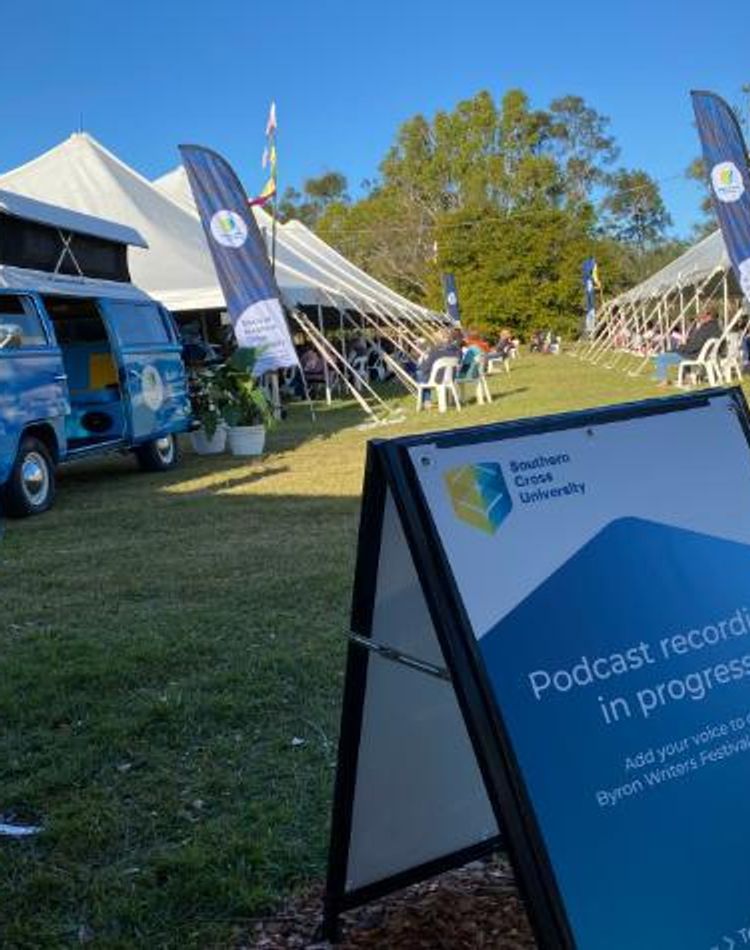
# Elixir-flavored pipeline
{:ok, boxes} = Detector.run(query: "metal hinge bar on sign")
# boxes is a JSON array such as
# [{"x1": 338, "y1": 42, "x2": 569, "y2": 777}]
[{"x1": 348, "y1": 632, "x2": 451, "y2": 682}]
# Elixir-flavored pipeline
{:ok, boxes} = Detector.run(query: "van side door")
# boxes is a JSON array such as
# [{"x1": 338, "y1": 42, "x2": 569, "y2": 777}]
[
  {"x1": 99, "y1": 298, "x2": 190, "y2": 443},
  {"x1": 0, "y1": 292, "x2": 68, "y2": 483}
]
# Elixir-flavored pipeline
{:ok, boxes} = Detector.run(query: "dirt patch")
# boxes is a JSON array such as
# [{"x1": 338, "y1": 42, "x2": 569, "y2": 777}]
[{"x1": 249, "y1": 857, "x2": 536, "y2": 949}]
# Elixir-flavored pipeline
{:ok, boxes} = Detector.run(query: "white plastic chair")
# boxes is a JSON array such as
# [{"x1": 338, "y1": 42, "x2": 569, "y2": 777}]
[
  {"x1": 487, "y1": 353, "x2": 510, "y2": 374},
  {"x1": 719, "y1": 332, "x2": 744, "y2": 383},
  {"x1": 415, "y1": 356, "x2": 460, "y2": 412},
  {"x1": 457, "y1": 353, "x2": 493, "y2": 405},
  {"x1": 677, "y1": 338, "x2": 721, "y2": 388}
]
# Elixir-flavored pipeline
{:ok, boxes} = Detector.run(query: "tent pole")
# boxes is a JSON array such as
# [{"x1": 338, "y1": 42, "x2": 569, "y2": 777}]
[
  {"x1": 291, "y1": 311, "x2": 379, "y2": 421},
  {"x1": 290, "y1": 308, "x2": 398, "y2": 422},
  {"x1": 339, "y1": 308, "x2": 346, "y2": 385},
  {"x1": 295, "y1": 346, "x2": 317, "y2": 423},
  {"x1": 678, "y1": 286, "x2": 685, "y2": 330},
  {"x1": 317, "y1": 304, "x2": 332, "y2": 406},
  {"x1": 723, "y1": 272, "x2": 729, "y2": 328}
]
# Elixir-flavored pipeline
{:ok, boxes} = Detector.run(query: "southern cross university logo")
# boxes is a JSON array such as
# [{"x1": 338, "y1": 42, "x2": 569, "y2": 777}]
[
  {"x1": 210, "y1": 209, "x2": 249, "y2": 248},
  {"x1": 443, "y1": 462, "x2": 512, "y2": 535},
  {"x1": 711, "y1": 161, "x2": 745, "y2": 203}
]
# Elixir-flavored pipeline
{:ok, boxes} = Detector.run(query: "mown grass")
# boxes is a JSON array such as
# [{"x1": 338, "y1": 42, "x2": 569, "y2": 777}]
[{"x1": 0, "y1": 355, "x2": 724, "y2": 947}]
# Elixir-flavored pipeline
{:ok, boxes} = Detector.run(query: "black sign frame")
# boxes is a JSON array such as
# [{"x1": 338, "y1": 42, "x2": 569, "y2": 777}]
[{"x1": 323, "y1": 386, "x2": 750, "y2": 947}]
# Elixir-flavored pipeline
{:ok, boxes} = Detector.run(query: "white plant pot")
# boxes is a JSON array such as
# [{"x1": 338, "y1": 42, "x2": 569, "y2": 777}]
[
  {"x1": 190, "y1": 425, "x2": 227, "y2": 455},
  {"x1": 228, "y1": 424, "x2": 266, "y2": 456}
]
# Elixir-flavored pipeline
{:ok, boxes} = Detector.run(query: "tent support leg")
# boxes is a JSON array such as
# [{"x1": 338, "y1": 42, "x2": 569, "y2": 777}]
[
  {"x1": 318, "y1": 304, "x2": 332, "y2": 405},
  {"x1": 339, "y1": 308, "x2": 346, "y2": 384},
  {"x1": 723, "y1": 272, "x2": 729, "y2": 328}
]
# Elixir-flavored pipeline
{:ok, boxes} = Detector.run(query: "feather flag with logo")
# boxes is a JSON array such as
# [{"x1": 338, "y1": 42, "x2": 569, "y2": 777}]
[
  {"x1": 691, "y1": 90, "x2": 750, "y2": 303},
  {"x1": 582, "y1": 257, "x2": 600, "y2": 333},
  {"x1": 179, "y1": 144, "x2": 298, "y2": 373},
  {"x1": 441, "y1": 273, "x2": 461, "y2": 323}
]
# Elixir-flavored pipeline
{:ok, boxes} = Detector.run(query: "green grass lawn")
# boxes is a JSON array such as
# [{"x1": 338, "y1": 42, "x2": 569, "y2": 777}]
[{"x1": 0, "y1": 355, "x2": 727, "y2": 947}]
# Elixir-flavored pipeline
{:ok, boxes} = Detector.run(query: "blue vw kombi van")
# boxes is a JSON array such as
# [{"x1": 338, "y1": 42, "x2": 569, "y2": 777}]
[{"x1": 0, "y1": 191, "x2": 191, "y2": 516}]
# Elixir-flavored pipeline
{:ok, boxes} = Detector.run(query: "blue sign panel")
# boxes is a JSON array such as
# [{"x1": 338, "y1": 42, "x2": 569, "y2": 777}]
[{"x1": 409, "y1": 389, "x2": 750, "y2": 949}]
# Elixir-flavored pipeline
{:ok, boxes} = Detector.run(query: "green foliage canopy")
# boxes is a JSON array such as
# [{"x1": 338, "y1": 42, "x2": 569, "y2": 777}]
[{"x1": 282, "y1": 87, "x2": 686, "y2": 337}]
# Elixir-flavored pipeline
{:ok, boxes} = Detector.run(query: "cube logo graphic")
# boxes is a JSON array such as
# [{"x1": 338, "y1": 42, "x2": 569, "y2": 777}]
[{"x1": 444, "y1": 462, "x2": 512, "y2": 535}]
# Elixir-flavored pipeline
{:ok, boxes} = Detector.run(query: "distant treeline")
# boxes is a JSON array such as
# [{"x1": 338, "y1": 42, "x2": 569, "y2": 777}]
[{"x1": 279, "y1": 88, "x2": 726, "y2": 338}]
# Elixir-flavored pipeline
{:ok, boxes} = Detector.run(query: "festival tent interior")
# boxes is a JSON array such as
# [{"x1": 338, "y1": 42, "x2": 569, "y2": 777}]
[{"x1": 0, "y1": 134, "x2": 444, "y2": 415}]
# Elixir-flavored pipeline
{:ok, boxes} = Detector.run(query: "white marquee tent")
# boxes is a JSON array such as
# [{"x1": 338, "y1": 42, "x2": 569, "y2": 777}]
[
  {"x1": 579, "y1": 226, "x2": 745, "y2": 373},
  {"x1": 153, "y1": 164, "x2": 440, "y2": 325},
  {"x1": 617, "y1": 229, "x2": 730, "y2": 304},
  {"x1": 0, "y1": 133, "x2": 441, "y2": 419},
  {"x1": 0, "y1": 134, "x2": 397, "y2": 316}
]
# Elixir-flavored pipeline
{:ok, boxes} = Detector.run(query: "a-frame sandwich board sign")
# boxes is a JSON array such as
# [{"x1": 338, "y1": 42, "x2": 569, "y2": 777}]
[{"x1": 324, "y1": 387, "x2": 750, "y2": 949}]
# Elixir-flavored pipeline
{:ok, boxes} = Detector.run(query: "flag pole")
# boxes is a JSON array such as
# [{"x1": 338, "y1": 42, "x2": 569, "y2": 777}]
[{"x1": 271, "y1": 121, "x2": 278, "y2": 275}]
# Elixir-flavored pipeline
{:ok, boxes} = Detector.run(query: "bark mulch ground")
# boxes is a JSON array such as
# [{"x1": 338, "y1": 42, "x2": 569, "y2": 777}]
[{"x1": 248, "y1": 856, "x2": 537, "y2": 949}]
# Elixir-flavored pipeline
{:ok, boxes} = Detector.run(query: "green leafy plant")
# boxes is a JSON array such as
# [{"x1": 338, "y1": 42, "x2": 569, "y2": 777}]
[
  {"x1": 214, "y1": 348, "x2": 275, "y2": 429},
  {"x1": 188, "y1": 363, "x2": 224, "y2": 439}
]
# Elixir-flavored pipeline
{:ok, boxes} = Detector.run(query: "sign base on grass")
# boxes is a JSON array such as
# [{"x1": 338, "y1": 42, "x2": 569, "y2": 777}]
[{"x1": 325, "y1": 388, "x2": 750, "y2": 949}]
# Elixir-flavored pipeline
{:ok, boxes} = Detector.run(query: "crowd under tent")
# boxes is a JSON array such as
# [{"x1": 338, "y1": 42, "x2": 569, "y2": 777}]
[{"x1": 580, "y1": 227, "x2": 746, "y2": 373}]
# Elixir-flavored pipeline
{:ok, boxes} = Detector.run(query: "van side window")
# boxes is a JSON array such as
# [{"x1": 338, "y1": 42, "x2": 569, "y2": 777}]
[
  {"x1": 0, "y1": 294, "x2": 47, "y2": 349},
  {"x1": 105, "y1": 301, "x2": 171, "y2": 346}
]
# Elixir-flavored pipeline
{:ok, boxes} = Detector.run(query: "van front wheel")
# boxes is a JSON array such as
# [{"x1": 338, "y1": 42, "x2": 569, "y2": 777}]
[
  {"x1": 3, "y1": 437, "x2": 57, "y2": 517},
  {"x1": 134, "y1": 434, "x2": 181, "y2": 472}
]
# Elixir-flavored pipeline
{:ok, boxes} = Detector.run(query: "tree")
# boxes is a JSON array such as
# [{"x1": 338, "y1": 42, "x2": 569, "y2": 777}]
[
  {"x1": 303, "y1": 171, "x2": 349, "y2": 206},
  {"x1": 601, "y1": 169, "x2": 671, "y2": 250},
  {"x1": 548, "y1": 95, "x2": 619, "y2": 204},
  {"x1": 684, "y1": 156, "x2": 716, "y2": 239},
  {"x1": 431, "y1": 203, "x2": 634, "y2": 338},
  {"x1": 277, "y1": 171, "x2": 349, "y2": 227},
  {"x1": 313, "y1": 88, "x2": 679, "y2": 334},
  {"x1": 317, "y1": 188, "x2": 437, "y2": 301}
]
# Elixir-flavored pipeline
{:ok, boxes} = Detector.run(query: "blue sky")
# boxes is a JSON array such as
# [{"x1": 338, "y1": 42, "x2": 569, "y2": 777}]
[{"x1": 2, "y1": 0, "x2": 748, "y2": 237}]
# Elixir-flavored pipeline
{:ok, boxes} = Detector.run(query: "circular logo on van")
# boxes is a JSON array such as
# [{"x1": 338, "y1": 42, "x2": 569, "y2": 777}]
[
  {"x1": 210, "y1": 209, "x2": 248, "y2": 248},
  {"x1": 711, "y1": 161, "x2": 745, "y2": 203},
  {"x1": 141, "y1": 365, "x2": 165, "y2": 411},
  {"x1": 740, "y1": 258, "x2": 750, "y2": 301}
]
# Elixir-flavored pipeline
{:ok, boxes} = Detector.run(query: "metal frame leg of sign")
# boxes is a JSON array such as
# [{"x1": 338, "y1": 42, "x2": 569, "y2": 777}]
[
  {"x1": 325, "y1": 387, "x2": 750, "y2": 949},
  {"x1": 323, "y1": 445, "x2": 503, "y2": 941}
]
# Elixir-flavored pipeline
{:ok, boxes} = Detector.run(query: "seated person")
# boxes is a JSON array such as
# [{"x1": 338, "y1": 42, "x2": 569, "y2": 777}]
[
  {"x1": 489, "y1": 329, "x2": 513, "y2": 359},
  {"x1": 463, "y1": 328, "x2": 491, "y2": 353},
  {"x1": 416, "y1": 330, "x2": 462, "y2": 383},
  {"x1": 530, "y1": 330, "x2": 545, "y2": 353},
  {"x1": 652, "y1": 309, "x2": 721, "y2": 385},
  {"x1": 299, "y1": 347, "x2": 327, "y2": 387}
]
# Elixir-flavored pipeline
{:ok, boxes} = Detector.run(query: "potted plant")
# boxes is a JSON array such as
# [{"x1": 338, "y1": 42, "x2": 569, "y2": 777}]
[
  {"x1": 215, "y1": 348, "x2": 275, "y2": 456},
  {"x1": 187, "y1": 362, "x2": 227, "y2": 454}
]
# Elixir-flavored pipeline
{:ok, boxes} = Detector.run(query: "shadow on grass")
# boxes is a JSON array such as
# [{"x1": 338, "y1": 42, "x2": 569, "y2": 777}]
[
  {"x1": 160, "y1": 465, "x2": 292, "y2": 497},
  {"x1": 270, "y1": 398, "x2": 378, "y2": 453},
  {"x1": 0, "y1": 489, "x2": 363, "y2": 949},
  {"x1": 489, "y1": 385, "x2": 528, "y2": 401}
]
